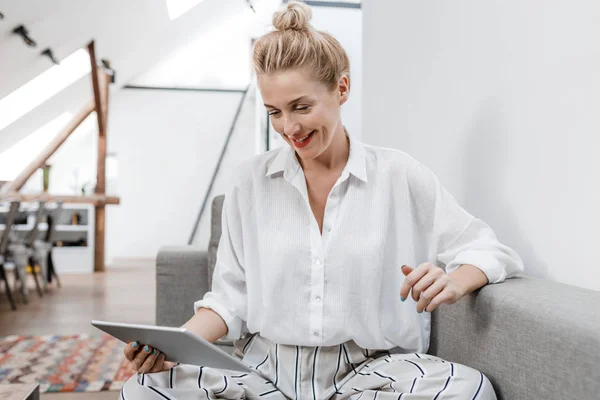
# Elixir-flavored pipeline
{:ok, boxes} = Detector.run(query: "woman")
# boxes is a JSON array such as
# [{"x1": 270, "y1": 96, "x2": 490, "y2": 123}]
[{"x1": 121, "y1": 2, "x2": 523, "y2": 399}]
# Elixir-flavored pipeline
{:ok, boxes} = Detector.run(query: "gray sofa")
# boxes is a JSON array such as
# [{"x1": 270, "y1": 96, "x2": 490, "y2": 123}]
[{"x1": 156, "y1": 195, "x2": 600, "y2": 400}]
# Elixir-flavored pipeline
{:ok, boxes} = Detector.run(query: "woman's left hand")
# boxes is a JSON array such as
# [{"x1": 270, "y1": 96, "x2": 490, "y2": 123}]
[{"x1": 400, "y1": 263, "x2": 466, "y2": 313}]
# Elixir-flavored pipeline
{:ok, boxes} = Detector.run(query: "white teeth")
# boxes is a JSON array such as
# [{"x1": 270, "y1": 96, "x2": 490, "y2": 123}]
[{"x1": 294, "y1": 132, "x2": 313, "y2": 142}]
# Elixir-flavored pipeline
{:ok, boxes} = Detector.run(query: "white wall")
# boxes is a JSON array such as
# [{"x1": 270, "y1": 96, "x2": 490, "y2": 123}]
[
  {"x1": 363, "y1": 1, "x2": 600, "y2": 291},
  {"x1": 191, "y1": 88, "x2": 258, "y2": 249},
  {"x1": 47, "y1": 115, "x2": 99, "y2": 195},
  {"x1": 268, "y1": 5, "x2": 363, "y2": 148},
  {"x1": 105, "y1": 89, "x2": 253, "y2": 262},
  {"x1": 2, "y1": 87, "x2": 257, "y2": 263},
  {"x1": 313, "y1": 6, "x2": 363, "y2": 141}
]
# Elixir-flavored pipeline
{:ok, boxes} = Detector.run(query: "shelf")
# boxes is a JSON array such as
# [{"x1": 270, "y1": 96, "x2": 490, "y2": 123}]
[
  {"x1": 54, "y1": 246, "x2": 89, "y2": 252},
  {"x1": 0, "y1": 193, "x2": 120, "y2": 205},
  {"x1": 0, "y1": 203, "x2": 92, "y2": 211},
  {"x1": 0, "y1": 223, "x2": 89, "y2": 232},
  {"x1": 56, "y1": 225, "x2": 89, "y2": 232}
]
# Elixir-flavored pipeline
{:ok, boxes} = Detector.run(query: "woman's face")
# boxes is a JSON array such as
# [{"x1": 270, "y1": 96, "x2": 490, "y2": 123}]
[{"x1": 258, "y1": 68, "x2": 349, "y2": 161}]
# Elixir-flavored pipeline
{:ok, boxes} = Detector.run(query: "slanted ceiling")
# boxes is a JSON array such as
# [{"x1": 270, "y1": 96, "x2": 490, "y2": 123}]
[{"x1": 0, "y1": 0, "x2": 269, "y2": 152}]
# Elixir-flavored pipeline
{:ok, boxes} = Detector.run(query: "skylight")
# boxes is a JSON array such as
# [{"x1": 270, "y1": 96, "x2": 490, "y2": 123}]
[
  {"x1": 134, "y1": 8, "x2": 254, "y2": 89},
  {"x1": 0, "y1": 113, "x2": 73, "y2": 181},
  {"x1": 166, "y1": 0, "x2": 207, "y2": 20},
  {"x1": 0, "y1": 49, "x2": 91, "y2": 132}
]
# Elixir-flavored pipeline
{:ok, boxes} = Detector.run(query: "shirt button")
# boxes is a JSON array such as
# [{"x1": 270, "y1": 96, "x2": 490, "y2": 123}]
[
  {"x1": 314, "y1": 332, "x2": 319, "y2": 337},
  {"x1": 316, "y1": 260, "x2": 321, "y2": 266},
  {"x1": 316, "y1": 296, "x2": 321, "y2": 301}
]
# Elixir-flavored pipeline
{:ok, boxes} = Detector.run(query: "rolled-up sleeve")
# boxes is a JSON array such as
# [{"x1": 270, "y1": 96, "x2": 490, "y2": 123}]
[
  {"x1": 408, "y1": 159, "x2": 524, "y2": 284},
  {"x1": 193, "y1": 186, "x2": 247, "y2": 341}
]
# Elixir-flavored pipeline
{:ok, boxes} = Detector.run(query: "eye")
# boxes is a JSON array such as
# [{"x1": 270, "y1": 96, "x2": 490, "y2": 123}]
[
  {"x1": 268, "y1": 110, "x2": 281, "y2": 117},
  {"x1": 295, "y1": 106, "x2": 310, "y2": 112}
]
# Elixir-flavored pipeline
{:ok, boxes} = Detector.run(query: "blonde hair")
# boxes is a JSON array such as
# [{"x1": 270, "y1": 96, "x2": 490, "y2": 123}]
[{"x1": 253, "y1": 1, "x2": 350, "y2": 91}]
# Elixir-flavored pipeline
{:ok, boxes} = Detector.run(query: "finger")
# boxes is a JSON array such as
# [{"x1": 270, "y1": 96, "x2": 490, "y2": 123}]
[
  {"x1": 411, "y1": 269, "x2": 442, "y2": 302},
  {"x1": 400, "y1": 263, "x2": 430, "y2": 301},
  {"x1": 164, "y1": 361, "x2": 177, "y2": 370},
  {"x1": 149, "y1": 353, "x2": 176, "y2": 373},
  {"x1": 148, "y1": 352, "x2": 166, "y2": 373},
  {"x1": 132, "y1": 344, "x2": 153, "y2": 371},
  {"x1": 400, "y1": 265, "x2": 420, "y2": 300},
  {"x1": 425, "y1": 287, "x2": 454, "y2": 312},
  {"x1": 139, "y1": 348, "x2": 160, "y2": 373},
  {"x1": 418, "y1": 278, "x2": 447, "y2": 313},
  {"x1": 124, "y1": 341, "x2": 140, "y2": 361}
]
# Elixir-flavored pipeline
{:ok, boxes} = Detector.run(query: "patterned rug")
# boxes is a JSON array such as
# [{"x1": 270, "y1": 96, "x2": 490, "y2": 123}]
[{"x1": 0, "y1": 334, "x2": 136, "y2": 392}]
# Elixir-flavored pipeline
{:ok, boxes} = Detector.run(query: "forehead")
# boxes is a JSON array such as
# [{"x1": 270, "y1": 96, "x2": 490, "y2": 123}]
[{"x1": 258, "y1": 69, "x2": 328, "y2": 106}]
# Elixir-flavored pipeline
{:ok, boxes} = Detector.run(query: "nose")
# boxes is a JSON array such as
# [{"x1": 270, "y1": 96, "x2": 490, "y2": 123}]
[{"x1": 283, "y1": 115, "x2": 302, "y2": 137}]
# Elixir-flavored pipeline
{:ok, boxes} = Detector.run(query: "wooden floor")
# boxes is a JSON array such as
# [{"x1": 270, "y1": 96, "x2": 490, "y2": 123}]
[{"x1": 0, "y1": 265, "x2": 155, "y2": 399}]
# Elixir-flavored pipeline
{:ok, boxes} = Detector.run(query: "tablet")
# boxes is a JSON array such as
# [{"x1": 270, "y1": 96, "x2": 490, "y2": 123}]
[{"x1": 91, "y1": 320, "x2": 253, "y2": 373}]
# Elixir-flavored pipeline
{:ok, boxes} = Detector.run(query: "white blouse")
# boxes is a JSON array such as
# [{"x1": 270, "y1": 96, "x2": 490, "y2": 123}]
[{"x1": 194, "y1": 134, "x2": 523, "y2": 353}]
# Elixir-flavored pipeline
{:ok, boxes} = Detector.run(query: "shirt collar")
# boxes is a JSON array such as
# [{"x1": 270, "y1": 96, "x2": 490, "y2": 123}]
[
  {"x1": 265, "y1": 133, "x2": 368, "y2": 183},
  {"x1": 345, "y1": 133, "x2": 368, "y2": 183}
]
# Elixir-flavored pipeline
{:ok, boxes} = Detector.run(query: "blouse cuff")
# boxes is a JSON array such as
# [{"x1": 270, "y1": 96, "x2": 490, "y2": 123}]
[
  {"x1": 193, "y1": 298, "x2": 243, "y2": 341},
  {"x1": 444, "y1": 250, "x2": 508, "y2": 284}
]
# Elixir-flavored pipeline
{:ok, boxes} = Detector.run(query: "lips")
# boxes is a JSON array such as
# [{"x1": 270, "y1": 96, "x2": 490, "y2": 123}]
[{"x1": 290, "y1": 130, "x2": 315, "y2": 149}]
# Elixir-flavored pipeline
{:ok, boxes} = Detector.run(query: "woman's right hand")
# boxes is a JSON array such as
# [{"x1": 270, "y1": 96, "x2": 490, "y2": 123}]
[{"x1": 123, "y1": 341, "x2": 176, "y2": 374}]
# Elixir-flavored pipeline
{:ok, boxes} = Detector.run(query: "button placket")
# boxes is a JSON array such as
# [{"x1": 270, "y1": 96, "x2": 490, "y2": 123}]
[
  {"x1": 328, "y1": 180, "x2": 347, "y2": 236},
  {"x1": 309, "y1": 215, "x2": 325, "y2": 343},
  {"x1": 323, "y1": 186, "x2": 340, "y2": 240}
]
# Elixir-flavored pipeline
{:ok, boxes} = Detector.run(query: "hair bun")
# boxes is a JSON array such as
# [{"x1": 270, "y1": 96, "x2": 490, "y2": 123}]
[{"x1": 273, "y1": 1, "x2": 313, "y2": 32}]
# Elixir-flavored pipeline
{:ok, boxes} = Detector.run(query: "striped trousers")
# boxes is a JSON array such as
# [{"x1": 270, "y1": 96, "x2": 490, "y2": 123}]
[{"x1": 121, "y1": 334, "x2": 496, "y2": 399}]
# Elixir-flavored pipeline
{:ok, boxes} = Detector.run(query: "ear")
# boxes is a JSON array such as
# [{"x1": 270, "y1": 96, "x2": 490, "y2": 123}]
[{"x1": 338, "y1": 74, "x2": 350, "y2": 106}]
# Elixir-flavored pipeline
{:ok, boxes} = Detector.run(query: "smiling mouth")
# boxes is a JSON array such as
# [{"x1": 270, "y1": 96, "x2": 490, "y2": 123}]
[{"x1": 291, "y1": 130, "x2": 315, "y2": 143}]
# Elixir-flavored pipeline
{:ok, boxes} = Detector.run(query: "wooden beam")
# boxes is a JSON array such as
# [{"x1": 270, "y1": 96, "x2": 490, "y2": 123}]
[
  {"x1": 101, "y1": 70, "x2": 110, "y2": 129},
  {"x1": 0, "y1": 101, "x2": 95, "y2": 195},
  {"x1": 96, "y1": 72, "x2": 110, "y2": 273},
  {"x1": 88, "y1": 41, "x2": 108, "y2": 273},
  {"x1": 96, "y1": 73, "x2": 109, "y2": 273},
  {"x1": 88, "y1": 41, "x2": 105, "y2": 140},
  {"x1": 96, "y1": 72, "x2": 108, "y2": 195},
  {"x1": 0, "y1": 193, "x2": 120, "y2": 205}
]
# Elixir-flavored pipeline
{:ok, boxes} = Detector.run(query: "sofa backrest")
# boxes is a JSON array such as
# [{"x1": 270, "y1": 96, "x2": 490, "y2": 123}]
[{"x1": 207, "y1": 195, "x2": 225, "y2": 290}]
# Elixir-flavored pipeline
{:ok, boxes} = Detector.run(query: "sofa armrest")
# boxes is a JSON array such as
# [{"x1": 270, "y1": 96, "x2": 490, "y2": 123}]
[
  {"x1": 430, "y1": 276, "x2": 600, "y2": 400},
  {"x1": 156, "y1": 246, "x2": 209, "y2": 327}
]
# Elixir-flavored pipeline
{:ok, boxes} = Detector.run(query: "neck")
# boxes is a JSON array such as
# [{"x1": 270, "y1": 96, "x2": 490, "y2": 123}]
[{"x1": 299, "y1": 123, "x2": 350, "y2": 173}]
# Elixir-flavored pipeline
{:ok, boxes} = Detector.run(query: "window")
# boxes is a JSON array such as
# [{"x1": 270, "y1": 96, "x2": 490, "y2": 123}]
[
  {"x1": 287, "y1": 0, "x2": 361, "y2": 5},
  {"x1": 0, "y1": 113, "x2": 72, "y2": 181},
  {"x1": 0, "y1": 49, "x2": 90, "y2": 132},
  {"x1": 286, "y1": 0, "x2": 361, "y2": 8},
  {"x1": 166, "y1": 0, "x2": 207, "y2": 20},
  {"x1": 132, "y1": 8, "x2": 253, "y2": 89}
]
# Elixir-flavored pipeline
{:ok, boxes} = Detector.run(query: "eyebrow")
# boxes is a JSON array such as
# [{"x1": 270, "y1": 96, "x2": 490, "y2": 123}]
[{"x1": 264, "y1": 95, "x2": 312, "y2": 109}]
